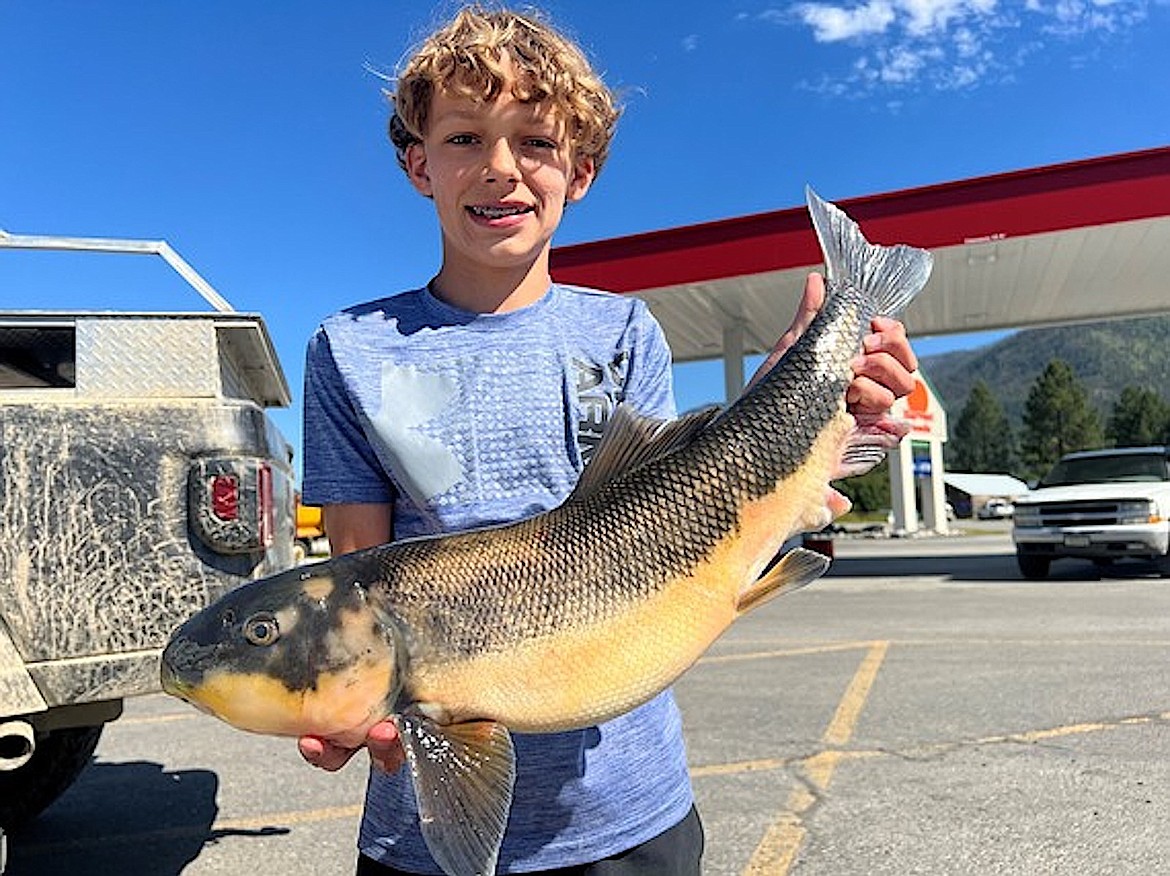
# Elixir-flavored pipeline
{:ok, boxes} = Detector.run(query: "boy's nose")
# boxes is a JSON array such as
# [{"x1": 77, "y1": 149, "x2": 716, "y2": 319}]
[{"x1": 484, "y1": 139, "x2": 520, "y2": 181}]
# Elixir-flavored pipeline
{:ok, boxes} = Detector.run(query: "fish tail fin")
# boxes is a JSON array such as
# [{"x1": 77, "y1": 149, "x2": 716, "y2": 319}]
[{"x1": 806, "y1": 185, "x2": 933, "y2": 319}]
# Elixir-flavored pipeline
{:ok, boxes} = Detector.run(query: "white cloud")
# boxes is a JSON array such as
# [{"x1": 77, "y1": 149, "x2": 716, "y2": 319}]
[
  {"x1": 796, "y1": 0, "x2": 897, "y2": 40},
  {"x1": 681, "y1": 33, "x2": 700, "y2": 51},
  {"x1": 899, "y1": 0, "x2": 999, "y2": 35},
  {"x1": 795, "y1": 0, "x2": 1000, "y2": 43},
  {"x1": 1032, "y1": 0, "x2": 1149, "y2": 35},
  {"x1": 764, "y1": 0, "x2": 1153, "y2": 93}
]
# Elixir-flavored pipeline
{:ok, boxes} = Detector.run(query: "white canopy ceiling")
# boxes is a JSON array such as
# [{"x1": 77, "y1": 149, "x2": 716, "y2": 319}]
[{"x1": 552, "y1": 147, "x2": 1170, "y2": 363}]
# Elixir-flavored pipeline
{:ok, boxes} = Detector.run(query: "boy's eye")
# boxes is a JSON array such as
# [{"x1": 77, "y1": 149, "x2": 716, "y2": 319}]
[
  {"x1": 525, "y1": 137, "x2": 558, "y2": 150},
  {"x1": 446, "y1": 133, "x2": 478, "y2": 146}
]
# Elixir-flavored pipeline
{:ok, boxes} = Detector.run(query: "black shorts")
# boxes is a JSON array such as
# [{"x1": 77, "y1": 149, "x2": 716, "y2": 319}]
[{"x1": 356, "y1": 805, "x2": 704, "y2": 876}]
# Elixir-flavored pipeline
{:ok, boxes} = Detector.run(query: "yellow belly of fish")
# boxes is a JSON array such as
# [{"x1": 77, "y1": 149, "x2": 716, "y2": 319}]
[
  {"x1": 192, "y1": 655, "x2": 395, "y2": 747},
  {"x1": 409, "y1": 414, "x2": 851, "y2": 732},
  {"x1": 409, "y1": 568, "x2": 735, "y2": 732}
]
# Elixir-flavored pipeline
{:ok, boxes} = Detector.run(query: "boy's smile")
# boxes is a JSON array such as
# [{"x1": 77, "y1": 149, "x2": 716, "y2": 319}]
[
  {"x1": 466, "y1": 201, "x2": 533, "y2": 226},
  {"x1": 404, "y1": 58, "x2": 595, "y2": 311}
]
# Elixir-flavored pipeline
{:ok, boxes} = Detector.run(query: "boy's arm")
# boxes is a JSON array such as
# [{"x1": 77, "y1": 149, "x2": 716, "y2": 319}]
[{"x1": 322, "y1": 503, "x2": 394, "y2": 554}]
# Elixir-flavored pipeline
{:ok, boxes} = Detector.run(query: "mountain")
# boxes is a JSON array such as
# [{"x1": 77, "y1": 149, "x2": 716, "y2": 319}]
[{"x1": 921, "y1": 313, "x2": 1170, "y2": 428}]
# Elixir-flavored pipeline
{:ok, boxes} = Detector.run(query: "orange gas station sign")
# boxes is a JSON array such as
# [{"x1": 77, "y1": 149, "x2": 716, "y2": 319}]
[{"x1": 892, "y1": 375, "x2": 947, "y2": 441}]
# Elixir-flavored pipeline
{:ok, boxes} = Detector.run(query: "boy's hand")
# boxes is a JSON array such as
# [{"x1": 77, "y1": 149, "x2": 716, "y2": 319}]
[
  {"x1": 750, "y1": 272, "x2": 918, "y2": 410},
  {"x1": 298, "y1": 721, "x2": 406, "y2": 774}
]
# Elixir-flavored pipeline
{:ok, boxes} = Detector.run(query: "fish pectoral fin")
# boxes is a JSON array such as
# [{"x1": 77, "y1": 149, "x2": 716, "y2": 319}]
[
  {"x1": 834, "y1": 413, "x2": 910, "y2": 479},
  {"x1": 737, "y1": 547, "x2": 830, "y2": 615},
  {"x1": 394, "y1": 713, "x2": 516, "y2": 876}
]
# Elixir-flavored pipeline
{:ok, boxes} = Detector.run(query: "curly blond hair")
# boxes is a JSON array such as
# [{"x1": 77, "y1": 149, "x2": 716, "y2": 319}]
[{"x1": 389, "y1": 6, "x2": 621, "y2": 176}]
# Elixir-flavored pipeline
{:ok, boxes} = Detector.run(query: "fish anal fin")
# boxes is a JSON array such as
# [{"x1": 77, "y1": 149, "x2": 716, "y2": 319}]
[
  {"x1": 736, "y1": 547, "x2": 829, "y2": 616},
  {"x1": 570, "y1": 403, "x2": 722, "y2": 500},
  {"x1": 394, "y1": 713, "x2": 516, "y2": 876}
]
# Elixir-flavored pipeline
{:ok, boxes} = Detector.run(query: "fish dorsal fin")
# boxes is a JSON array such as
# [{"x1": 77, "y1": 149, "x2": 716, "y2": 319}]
[
  {"x1": 394, "y1": 713, "x2": 516, "y2": 876},
  {"x1": 570, "y1": 403, "x2": 722, "y2": 501},
  {"x1": 806, "y1": 185, "x2": 933, "y2": 320},
  {"x1": 736, "y1": 547, "x2": 830, "y2": 615}
]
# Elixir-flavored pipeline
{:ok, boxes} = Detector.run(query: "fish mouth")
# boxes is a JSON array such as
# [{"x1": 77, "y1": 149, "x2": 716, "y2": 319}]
[{"x1": 159, "y1": 658, "x2": 189, "y2": 699}]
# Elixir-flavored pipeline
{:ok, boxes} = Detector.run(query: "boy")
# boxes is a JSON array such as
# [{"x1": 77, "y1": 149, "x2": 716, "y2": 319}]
[{"x1": 299, "y1": 6, "x2": 917, "y2": 874}]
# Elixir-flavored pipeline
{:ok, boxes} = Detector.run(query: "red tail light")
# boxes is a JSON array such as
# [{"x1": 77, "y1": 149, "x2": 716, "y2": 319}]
[
  {"x1": 211, "y1": 474, "x2": 240, "y2": 521},
  {"x1": 190, "y1": 458, "x2": 275, "y2": 554}
]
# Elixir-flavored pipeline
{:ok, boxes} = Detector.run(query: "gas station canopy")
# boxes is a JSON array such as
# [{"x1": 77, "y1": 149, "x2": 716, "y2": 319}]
[{"x1": 551, "y1": 146, "x2": 1170, "y2": 364}]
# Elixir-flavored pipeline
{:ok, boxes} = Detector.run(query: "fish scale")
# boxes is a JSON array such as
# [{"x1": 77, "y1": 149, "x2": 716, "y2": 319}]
[
  {"x1": 160, "y1": 188, "x2": 933, "y2": 876},
  {"x1": 358, "y1": 292, "x2": 873, "y2": 738}
]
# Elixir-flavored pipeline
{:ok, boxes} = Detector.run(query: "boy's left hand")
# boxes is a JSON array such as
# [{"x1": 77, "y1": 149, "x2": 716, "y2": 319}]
[{"x1": 752, "y1": 272, "x2": 918, "y2": 411}]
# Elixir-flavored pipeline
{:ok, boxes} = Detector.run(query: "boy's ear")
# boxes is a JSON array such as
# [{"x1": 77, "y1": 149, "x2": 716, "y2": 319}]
[
  {"x1": 566, "y1": 155, "x2": 596, "y2": 204},
  {"x1": 405, "y1": 143, "x2": 433, "y2": 198}
]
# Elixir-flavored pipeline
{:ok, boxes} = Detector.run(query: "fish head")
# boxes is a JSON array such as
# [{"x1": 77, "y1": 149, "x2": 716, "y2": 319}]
[{"x1": 160, "y1": 562, "x2": 404, "y2": 747}]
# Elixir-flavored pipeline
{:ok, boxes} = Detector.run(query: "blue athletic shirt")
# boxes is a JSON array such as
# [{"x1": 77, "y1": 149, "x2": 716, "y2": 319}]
[{"x1": 301, "y1": 282, "x2": 694, "y2": 873}]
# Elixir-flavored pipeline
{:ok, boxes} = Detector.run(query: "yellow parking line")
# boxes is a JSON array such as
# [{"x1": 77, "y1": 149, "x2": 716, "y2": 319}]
[
  {"x1": 693, "y1": 710, "x2": 1170, "y2": 786},
  {"x1": 699, "y1": 641, "x2": 879, "y2": 665},
  {"x1": 743, "y1": 640, "x2": 889, "y2": 876},
  {"x1": 973, "y1": 712, "x2": 1170, "y2": 746},
  {"x1": 824, "y1": 641, "x2": 888, "y2": 747},
  {"x1": 117, "y1": 712, "x2": 196, "y2": 726},
  {"x1": 214, "y1": 804, "x2": 363, "y2": 832},
  {"x1": 692, "y1": 756, "x2": 799, "y2": 779}
]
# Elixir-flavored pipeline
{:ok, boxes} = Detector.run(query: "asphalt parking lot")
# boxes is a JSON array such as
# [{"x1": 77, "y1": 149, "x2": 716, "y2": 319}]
[{"x1": 8, "y1": 528, "x2": 1170, "y2": 875}]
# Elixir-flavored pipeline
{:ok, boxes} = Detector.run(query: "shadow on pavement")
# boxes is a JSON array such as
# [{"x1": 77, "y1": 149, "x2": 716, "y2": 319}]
[
  {"x1": 828, "y1": 551, "x2": 1167, "y2": 583},
  {"x1": 3, "y1": 760, "x2": 278, "y2": 875}
]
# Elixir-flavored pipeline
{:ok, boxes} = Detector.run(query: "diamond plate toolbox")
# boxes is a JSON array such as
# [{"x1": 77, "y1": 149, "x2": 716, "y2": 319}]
[{"x1": 76, "y1": 316, "x2": 219, "y2": 398}]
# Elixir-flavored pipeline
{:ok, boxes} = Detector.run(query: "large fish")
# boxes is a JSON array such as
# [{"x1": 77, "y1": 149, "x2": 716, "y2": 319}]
[{"x1": 160, "y1": 188, "x2": 932, "y2": 876}]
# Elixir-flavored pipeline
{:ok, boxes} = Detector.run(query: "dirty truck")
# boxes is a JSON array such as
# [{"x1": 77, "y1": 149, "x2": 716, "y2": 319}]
[{"x1": 0, "y1": 229, "x2": 295, "y2": 828}]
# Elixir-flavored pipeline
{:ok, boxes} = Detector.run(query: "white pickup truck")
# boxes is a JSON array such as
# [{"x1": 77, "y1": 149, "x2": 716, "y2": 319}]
[{"x1": 1011, "y1": 446, "x2": 1170, "y2": 579}]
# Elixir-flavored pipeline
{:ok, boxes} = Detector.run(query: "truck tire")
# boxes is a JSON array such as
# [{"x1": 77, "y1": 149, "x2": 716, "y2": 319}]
[
  {"x1": 1157, "y1": 550, "x2": 1170, "y2": 578},
  {"x1": 0, "y1": 724, "x2": 103, "y2": 829},
  {"x1": 1017, "y1": 552, "x2": 1051, "y2": 580}
]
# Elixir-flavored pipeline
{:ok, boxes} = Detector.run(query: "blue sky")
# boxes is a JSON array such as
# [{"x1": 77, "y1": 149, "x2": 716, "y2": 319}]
[{"x1": 2, "y1": 0, "x2": 1167, "y2": 473}]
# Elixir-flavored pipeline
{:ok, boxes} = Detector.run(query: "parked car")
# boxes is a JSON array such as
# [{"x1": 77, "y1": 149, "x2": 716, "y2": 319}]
[{"x1": 978, "y1": 497, "x2": 1014, "y2": 519}]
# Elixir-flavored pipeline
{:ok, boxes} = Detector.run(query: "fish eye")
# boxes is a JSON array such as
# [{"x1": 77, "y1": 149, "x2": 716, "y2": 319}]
[{"x1": 243, "y1": 613, "x2": 280, "y2": 647}]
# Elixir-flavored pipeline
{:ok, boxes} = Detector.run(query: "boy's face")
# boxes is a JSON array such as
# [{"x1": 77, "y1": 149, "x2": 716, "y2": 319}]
[{"x1": 404, "y1": 64, "x2": 595, "y2": 286}]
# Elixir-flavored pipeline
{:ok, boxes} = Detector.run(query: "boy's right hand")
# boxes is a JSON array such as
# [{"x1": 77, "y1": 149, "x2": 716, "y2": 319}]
[{"x1": 298, "y1": 720, "x2": 406, "y2": 774}]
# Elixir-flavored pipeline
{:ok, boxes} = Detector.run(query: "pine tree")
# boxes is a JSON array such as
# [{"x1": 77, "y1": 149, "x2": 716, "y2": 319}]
[
  {"x1": 1108, "y1": 386, "x2": 1170, "y2": 447},
  {"x1": 836, "y1": 459, "x2": 891, "y2": 513},
  {"x1": 948, "y1": 380, "x2": 1015, "y2": 472},
  {"x1": 1019, "y1": 359, "x2": 1103, "y2": 479}
]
